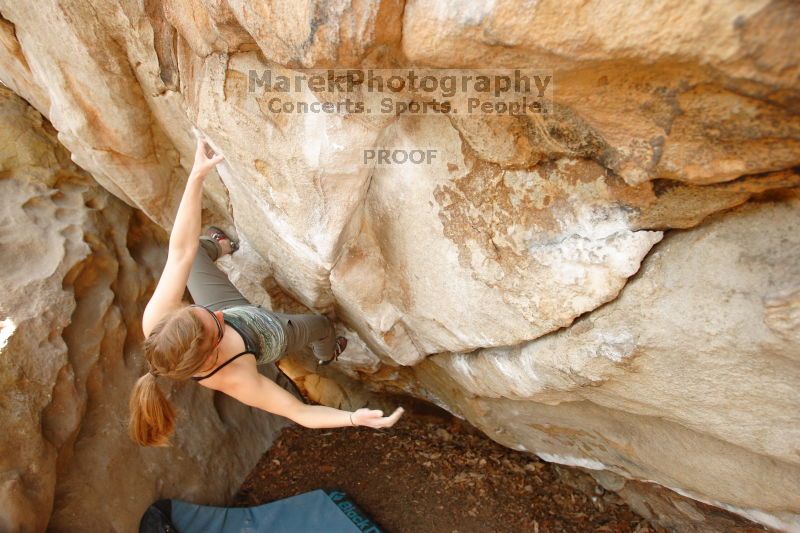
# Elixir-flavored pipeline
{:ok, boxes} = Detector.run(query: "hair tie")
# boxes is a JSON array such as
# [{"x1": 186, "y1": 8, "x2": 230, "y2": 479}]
[{"x1": 148, "y1": 367, "x2": 160, "y2": 377}]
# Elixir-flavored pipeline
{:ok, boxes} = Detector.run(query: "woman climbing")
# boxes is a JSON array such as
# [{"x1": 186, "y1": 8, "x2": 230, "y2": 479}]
[{"x1": 129, "y1": 136, "x2": 404, "y2": 447}]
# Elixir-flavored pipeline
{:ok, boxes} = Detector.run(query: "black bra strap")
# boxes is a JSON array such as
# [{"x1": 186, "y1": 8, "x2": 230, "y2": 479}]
[{"x1": 191, "y1": 351, "x2": 255, "y2": 381}]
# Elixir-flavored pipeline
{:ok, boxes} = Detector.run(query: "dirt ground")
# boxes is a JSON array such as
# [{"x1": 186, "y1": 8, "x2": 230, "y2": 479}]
[{"x1": 234, "y1": 401, "x2": 661, "y2": 533}]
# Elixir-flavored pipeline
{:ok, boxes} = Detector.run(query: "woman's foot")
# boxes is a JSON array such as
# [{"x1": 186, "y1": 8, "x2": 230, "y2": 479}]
[
  {"x1": 318, "y1": 337, "x2": 348, "y2": 366},
  {"x1": 206, "y1": 226, "x2": 239, "y2": 258}
]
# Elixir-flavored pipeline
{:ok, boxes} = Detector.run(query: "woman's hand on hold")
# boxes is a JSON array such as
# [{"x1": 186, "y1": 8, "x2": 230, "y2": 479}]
[
  {"x1": 191, "y1": 137, "x2": 225, "y2": 178},
  {"x1": 351, "y1": 406, "x2": 405, "y2": 429}
]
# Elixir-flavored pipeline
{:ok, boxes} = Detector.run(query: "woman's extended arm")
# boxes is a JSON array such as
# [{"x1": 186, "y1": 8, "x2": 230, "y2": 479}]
[
  {"x1": 169, "y1": 138, "x2": 224, "y2": 256},
  {"x1": 214, "y1": 364, "x2": 404, "y2": 429},
  {"x1": 142, "y1": 137, "x2": 225, "y2": 336}
]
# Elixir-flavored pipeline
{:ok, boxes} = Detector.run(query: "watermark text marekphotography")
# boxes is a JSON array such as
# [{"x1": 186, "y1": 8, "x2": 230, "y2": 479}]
[{"x1": 246, "y1": 68, "x2": 552, "y2": 116}]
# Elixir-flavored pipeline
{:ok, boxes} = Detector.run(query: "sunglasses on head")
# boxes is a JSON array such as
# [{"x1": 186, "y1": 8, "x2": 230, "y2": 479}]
[{"x1": 189, "y1": 304, "x2": 223, "y2": 344}]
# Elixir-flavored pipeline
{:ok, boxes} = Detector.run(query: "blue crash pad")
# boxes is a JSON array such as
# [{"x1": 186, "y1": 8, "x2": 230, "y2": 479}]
[{"x1": 139, "y1": 489, "x2": 382, "y2": 533}]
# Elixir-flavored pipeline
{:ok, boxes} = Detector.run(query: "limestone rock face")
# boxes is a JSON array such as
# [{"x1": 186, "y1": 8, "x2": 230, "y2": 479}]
[
  {"x1": 0, "y1": 1, "x2": 798, "y2": 531},
  {"x1": 420, "y1": 198, "x2": 800, "y2": 524},
  {"x1": 403, "y1": 0, "x2": 800, "y2": 185}
]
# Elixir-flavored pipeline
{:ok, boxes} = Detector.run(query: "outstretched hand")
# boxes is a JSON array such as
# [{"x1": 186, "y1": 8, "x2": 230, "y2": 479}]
[
  {"x1": 191, "y1": 137, "x2": 225, "y2": 177},
  {"x1": 352, "y1": 406, "x2": 405, "y2": 429}
]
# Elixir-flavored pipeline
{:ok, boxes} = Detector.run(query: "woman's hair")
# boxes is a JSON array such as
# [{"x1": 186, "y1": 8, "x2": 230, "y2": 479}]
[{"x1": 128, "y1": 306, "x2": 214, "y2": 447}]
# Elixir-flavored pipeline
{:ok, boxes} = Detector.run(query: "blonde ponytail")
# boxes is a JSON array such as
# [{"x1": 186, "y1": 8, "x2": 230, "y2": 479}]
[
  {"x1": 128, "y1": 306, "x2": 212, "y2": 446},
  {"x1": 128, "y1": 372, "x2": 176, "y2": 447}
]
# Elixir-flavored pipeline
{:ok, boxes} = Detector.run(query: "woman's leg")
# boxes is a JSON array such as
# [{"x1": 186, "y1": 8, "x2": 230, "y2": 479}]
[
  {"x1": 273, "y1": 312, "x2": 337, "y2": 361},
  {"x1": 186, "y1": 237, "x2": 250, "y2": 311}
]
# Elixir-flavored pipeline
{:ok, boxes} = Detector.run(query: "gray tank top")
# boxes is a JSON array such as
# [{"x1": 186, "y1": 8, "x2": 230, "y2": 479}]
[
  {"x1": 221, "y1": 305, "x2": 287, "y2": 365},
  {"x1": 191, "y1": 305, "x2": 287, "y2": 382}
]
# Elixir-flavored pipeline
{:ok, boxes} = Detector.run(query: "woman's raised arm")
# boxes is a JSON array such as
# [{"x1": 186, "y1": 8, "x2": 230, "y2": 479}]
[
  {"x1": 168, "y1": 137, "x2": 224, "y2": 255},
  {"x1": 142, "y1": 137, "x2": 225, "y2": 336}
]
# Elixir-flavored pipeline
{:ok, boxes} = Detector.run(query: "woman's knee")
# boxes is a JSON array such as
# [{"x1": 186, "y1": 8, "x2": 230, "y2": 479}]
[
  {"x1": 298, "y1": 314, "x2": 333, "y2": 341},
  {"x1": 314, "y1": 315, "x2": 334, "y2": 336},
  {"x1": 198, "y1": 237, "x2": 219, "y2": 261}
]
